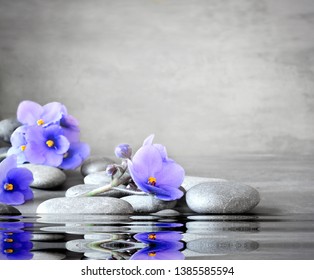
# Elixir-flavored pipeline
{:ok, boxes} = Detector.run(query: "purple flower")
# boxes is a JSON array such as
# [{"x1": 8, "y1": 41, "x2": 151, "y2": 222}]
[
  {"x1": 127, "y1": 135, "x2": 185, "y2": 201},
  {"x1": 17, "y1": 100, "x2": 64, "y2": 127},
  {"x1": 115, "y1": 144, "x2": 132, "y2": 159},
  {"x1": 24, "y1": 125, "x2": 70, "y2": 167},
  {"x1": 60, "y1": 113, "x2": 80, "y2": 143},
  {"x1": 0, "y1": 155, "x2": 33, "y2": 205},
  {"x1": 7, "y1": 126, "x2": 28, "y2": 164},
  {"x1": 59, "y1": 142, "x2": 90, "y2": 170},
  {"x1": 130, "y1": 231, "x2": 184, "y2": 260}
]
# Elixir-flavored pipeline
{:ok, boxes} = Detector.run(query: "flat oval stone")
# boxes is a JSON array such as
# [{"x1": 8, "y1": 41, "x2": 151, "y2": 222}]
[
  {"x1": 31, "y1": 233, "x2": 65, "y2": 241},
  {"x1": 22, "y1": 164, "x2": 66, "y2": 189},
  {"x1": 121, "y1": 195, "x2": 177, "y2": 213},
  {"x1": 186, "y1": 182, "x2": 260, "y2": 214},
  {"x1": 84, "y1": 171, "x2": 111, "y2": 185},
  {"x1": 0, "y1": 118, "x2": 21, "y2": 143},
  {"x1": 36, "y1": 197, "x2": 134, "y2": 214},
  {"x1": 0, "y1": 147, "x2": 10, "y2": 162},
  {"x1": 182, "y1": 176, "x2": 228, "y2": 191},
  {"x1": 81, "y1": 156, "x2": 116, "y2": 176},
  {"x1": 0, "y1": 203, "x2": 21, "y2": 215}
]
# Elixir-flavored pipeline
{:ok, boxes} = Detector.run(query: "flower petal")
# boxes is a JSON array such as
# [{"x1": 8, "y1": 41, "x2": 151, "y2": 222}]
[
  {"x1": 155, "y1": 161, "x2": 185, "y2": 188},
  {"x1": 0, "y1": 191, "x2": 25, "y2": 205},
  {"x1": 17, "y1": 100, "x2": 42, "y2": 125},
  {"x1": 54, "y1": 135, "x2": 70, "y2": 155},
  {"x1": 142, "y1": 134, "x2": 155, "y2": 146},
  {"x1": 0, "y1": 155, "x2": 17, "y2": 180},
  {"x1": 42, "y1": 102, "x2": 63, "y2": 125},
  {"x1": 6, "y1": 168, "x2": 33, "y2": 190}
]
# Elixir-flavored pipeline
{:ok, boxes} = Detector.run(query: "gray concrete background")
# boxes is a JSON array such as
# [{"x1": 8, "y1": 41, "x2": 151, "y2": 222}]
[{"x1": 1, "y1": 0, "x2": 314, "y2": 158}]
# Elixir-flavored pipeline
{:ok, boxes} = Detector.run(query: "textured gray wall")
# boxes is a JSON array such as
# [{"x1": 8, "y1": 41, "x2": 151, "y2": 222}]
[{"x1": 1, "y1": 0, "x2": 314, "y2": 157}]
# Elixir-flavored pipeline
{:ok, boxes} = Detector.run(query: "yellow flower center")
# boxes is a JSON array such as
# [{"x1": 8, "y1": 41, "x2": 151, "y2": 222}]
[
  {"x1": 21, "y1": 145, "x2": 26, "y2": 151},
  {"x1": 37, "y1": 119, "x2": 44, "y2": 126},
  {"x1": 4, "y1": 238, "x2": 14, "y2": 243},
  {"x1": 4, "y1": 249, "x2": 14, "y2": 254},
  {"x1": 148, "y1": 233, "x2": 157, "y2": 240},
  {"x1": 46, "y1": 140, "x2": 54, "y2": 148},
  {"x1": 148, "y1": 252, "x2": 156, "y2": 257},
  {"x1": 4, "y1": 183, "x2": 14, "y2": 191},
  {"x1": 148, "y1": 177, "x2": 157, "y2": 186}
]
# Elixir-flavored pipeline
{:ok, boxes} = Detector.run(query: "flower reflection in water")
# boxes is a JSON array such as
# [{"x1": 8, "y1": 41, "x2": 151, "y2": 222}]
[
  {"x1": 0, "y1": 222, "x2": 33, "y2": 260},
  {"x1": 130, "y1": 231, "x2": 184, "y2": 260}
]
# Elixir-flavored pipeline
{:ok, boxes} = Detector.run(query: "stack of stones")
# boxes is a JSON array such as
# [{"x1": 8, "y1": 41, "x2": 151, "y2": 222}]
[{"x1": 0, "y1": 117, "x2": 261, "y2": 215}]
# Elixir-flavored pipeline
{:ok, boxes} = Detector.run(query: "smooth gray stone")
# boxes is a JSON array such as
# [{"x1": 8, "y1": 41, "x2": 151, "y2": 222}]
[
  {"x1": 31, "y1": 233, "x2": 65, "y2": 241},
  {"x1": 186, "y1": 181, "x2": 260, "y2": 214},
  {"x1": 187, "y1": 238, "x2": 259, "y2": 254},
  {"x1": 36, "y1": 197, "x2": 134, "y2": 214},
  {"x1": 152, "y1": 209, "x2": 181, "y2": 216},
  {"x1": 121, "y1": 195, "x2": 177, "y2": 213},
  {"x1": 182, "y1": 176, "x2": 228, "y2": 191},
  {"x1": 81, "y1": 156, "x2": 116, "y2": 176},
  {"x1": 0, "y1": 146, "x2": 9, "y2": 162},
  {"x1": 0, "y1": 203, "x2": 21, "y2": 215},
  {"x1": 0, "y1": 118, "x2": 20, "y2": 143},
  {"x1": 84, "y1": 171, "x2": 111, "y2": 185},
  {"x1": 66, "y1": 239, "x2": 92, "y2": 253},
  {"x1": 22, "y1": 164, "x2": 66, "y2": 189},
  {"x1": 65, "y1": 184, "x2": 136, "y2": 198}
]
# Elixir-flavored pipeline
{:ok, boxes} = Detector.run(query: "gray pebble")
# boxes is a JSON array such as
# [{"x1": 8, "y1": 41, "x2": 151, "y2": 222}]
[
  {"x1": 21, "y1": 164, "x2": 66, "y2": 189},
  {"x1": 0, "y1": 118, "x2": 21, "y2": 143},
  {"x1": 0, "y1": 203, "x2": 21, "y2": 215},
  {"x1": 84, "y1": 171, "x2": 111, "y2": 185},
  {"x1": 187, "y1": 238, "x2": 259, "y2": 254},
  {"x1": 0, "y1": 147, "x2": 9, "y2": 162},
  {"x1": 152, "y1": 209, "x2": 181, "y2": 216},
  {"x1": 81, "y1": 156, "x2": 116, "y2": 176},
  {"x1": 121, "y1": 195, "x2": 177, "y2": 213},
  {"x1": 186, "y1": 181, "x2": 260, "y2": 214},
  {"x1": 31, "y1": 233, "x2": 65, "y2": 241},
  {"x1": 182, "y1": 176, "x2": 228, "y2": 191},
  {"x1": 36, "y1": 197, "x2": 134, "y2": 214}
]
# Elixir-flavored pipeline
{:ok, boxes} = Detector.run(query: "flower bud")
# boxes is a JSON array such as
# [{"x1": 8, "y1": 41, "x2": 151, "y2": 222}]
[
  {"x1": 105, "y1": 164, "x2": 118, "y2": 176},
  {"x1": 114, "y1": 144, "x2": 132, "y2": 159}
]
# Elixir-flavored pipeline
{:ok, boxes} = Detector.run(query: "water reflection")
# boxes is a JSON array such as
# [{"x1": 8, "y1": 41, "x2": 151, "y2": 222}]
[
  {"x1": 130, "y1": 231, "x2": 184, "y2": 260},
  {"x1": 0, "y1": 221, "x2": 33, "y2": 260}
]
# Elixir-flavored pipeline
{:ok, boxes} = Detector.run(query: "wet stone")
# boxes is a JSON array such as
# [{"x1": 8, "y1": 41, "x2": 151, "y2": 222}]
[
  {"x1": 0, "y1": 118, "x2": 21, "y2": 143},
  {"x1": 152, "y1": 209, "x2": 181, "y2": 217},
  {"x1": 21, "y1": 164, "x2": 66, "y2": 189},
  {"x1": 36, "y1": 197, "x2": 134, "y2": 214},
  {"x1": 31, "y1": 251, "x2": 66, "y2": 260},
  {"x1": 186, "y1": 181, "x2": 260, "y2": 214},
  {"x1": 81, "y1": 156, "x2": 116, "y2": 176},
  {"x1": 121, "y1": 195, "x2": 177, "y2": 213},
  {"x1": 182, "y1": 176, "x2": 228, "y2": 191},
  {"x1": 0, "y1": 203, "x2": 21, "y2": 215},
  {"x1": 31, "y1": 233, "x2": 65, "y2": 241},
  {"x1": 84, "y1": 172, "x2": 111, "y2": 185}
]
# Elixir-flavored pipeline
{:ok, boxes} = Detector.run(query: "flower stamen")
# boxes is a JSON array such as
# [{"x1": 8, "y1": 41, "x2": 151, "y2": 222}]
[
  {"x1": 20, "y1": 145, "x2": 26, "y2": 151},
  {"x1": 148, "y1": 233, "x2": 157, "y2": 240},
  {"x1": 148, "y1": 177, "x2": 157, "y2": 186},
  {"x1": 148, "y1": 252, "x2": 156, "y2": 257},
  {"x1": 4, "y1": 183, "x2": 14, "y2": 191},
  {"x1": 37, "y1": 119, "x2": 44, "y2": 126},
  {"x1": 4, "y1": 238, "x2": 14, "y2": 243},
  {"x1": 4, "y1": 248, "x2": 14, "y2": 254},
  {"x1": 46, "y1": 140, "x2": 54, "y2": 148}
]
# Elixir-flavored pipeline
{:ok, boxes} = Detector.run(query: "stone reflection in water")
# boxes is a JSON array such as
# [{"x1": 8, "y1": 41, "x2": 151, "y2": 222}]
[
  {"x1": 0, "y1": 221, "x2": 33, "y2": 260},
  {"x1": 65, "y1": 223, "x2": 185, "y2": 260}
]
